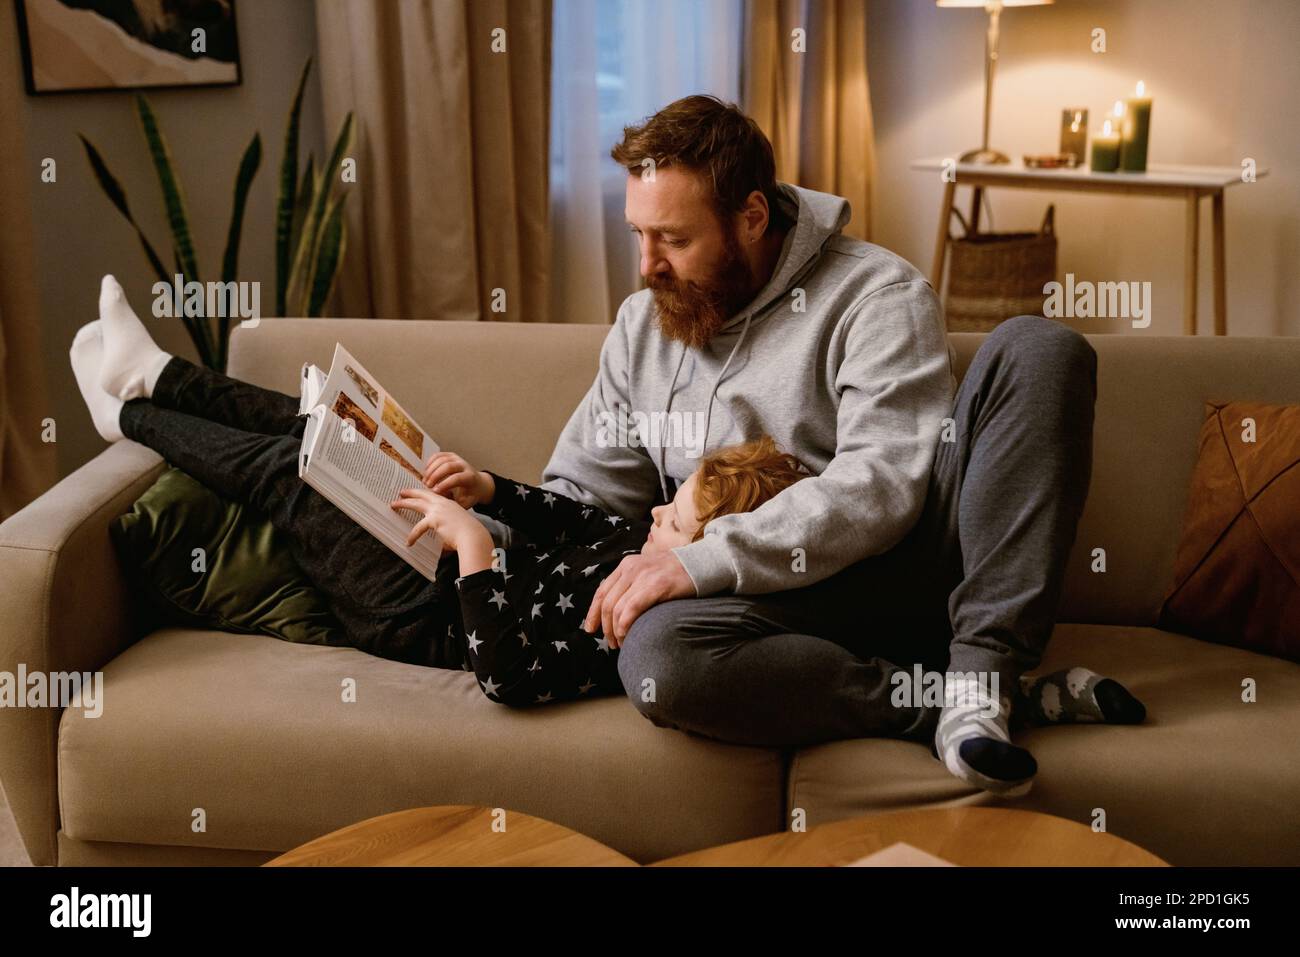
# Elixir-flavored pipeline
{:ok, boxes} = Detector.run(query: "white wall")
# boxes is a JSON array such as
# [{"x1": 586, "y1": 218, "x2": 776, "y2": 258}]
[
  {"x1": 867, "y1": 0, "x2": 1299, "y2": 337},
  {"x1": 16, "y1": 0, "x2": 325, "y2": 478}
]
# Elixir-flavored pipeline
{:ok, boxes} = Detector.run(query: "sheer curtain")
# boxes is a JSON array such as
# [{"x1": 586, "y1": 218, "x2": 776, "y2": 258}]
[{"x1": 550, "y1": 0, "x2": 743, "y2": 326}]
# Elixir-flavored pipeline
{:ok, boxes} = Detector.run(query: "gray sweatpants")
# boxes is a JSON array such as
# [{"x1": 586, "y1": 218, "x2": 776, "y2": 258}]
[{"x1": 616, "y1": 314, "x2": 1098, "y2": 749}]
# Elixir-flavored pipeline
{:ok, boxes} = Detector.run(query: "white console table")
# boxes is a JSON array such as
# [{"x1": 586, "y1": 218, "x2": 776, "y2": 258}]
[{"x1": 912, "y1": 158, "x2": 1269, "y2": 336}]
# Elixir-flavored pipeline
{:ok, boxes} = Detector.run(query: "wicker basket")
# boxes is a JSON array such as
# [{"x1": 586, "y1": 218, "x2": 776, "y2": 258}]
[{"x1": 944, "y1": 205, "x2": 1056, "y2": 332}]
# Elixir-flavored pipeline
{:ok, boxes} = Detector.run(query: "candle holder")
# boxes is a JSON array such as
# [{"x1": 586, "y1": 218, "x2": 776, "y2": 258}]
[{"x1": 1059, "y1": 108, "x2": 1088, "y2": 167}]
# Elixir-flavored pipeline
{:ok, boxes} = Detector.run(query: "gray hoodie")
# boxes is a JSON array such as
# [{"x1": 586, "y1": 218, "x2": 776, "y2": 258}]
[{"x1": 539, "y1": 183, "x2": 956, "y2": 596}]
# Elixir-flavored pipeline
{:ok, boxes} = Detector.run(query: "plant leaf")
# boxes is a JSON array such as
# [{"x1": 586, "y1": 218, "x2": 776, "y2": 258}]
[
  {"x1": 78, "y1": 134, "x2": 169, "y2": 284},
  {"x1": 173, "y1": 250, "x2": 215, "y2": 369},
  {"x1": 135, "y1": 95, "x2": 200, "y2": 283},
  {"x1": 276, "y1": 57, "x2": 312, "y2": 315},
  {"x1": 307, "y1": 197, "x2": 346, "y2": 316},
  {"x1": 290, "y1": 153, "x2": 315, "y2": 257},
  {"x1": 288, "y1": 112, "x2": 353, "y2": 316},
  {"x1": 285, "y1": 165, "x2": 324, "y2": 317},
  {"x1": 221, "y1": 132, "x2": 261, "y2": 284},
  {"x1": 219, "y1": 132, "x2": 261, "y2": 370}
]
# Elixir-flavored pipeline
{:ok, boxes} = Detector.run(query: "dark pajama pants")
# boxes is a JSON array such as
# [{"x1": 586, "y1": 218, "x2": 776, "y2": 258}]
[
  {"x1": 617, "y1": 314, "x2": 1099, "y2": 750},
  {"x1": 119, "y1": 358, "x2": 466, "y2": 669}
]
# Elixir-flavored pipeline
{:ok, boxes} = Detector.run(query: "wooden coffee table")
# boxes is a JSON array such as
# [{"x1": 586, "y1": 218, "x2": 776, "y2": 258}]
[
  {"x1": 651, "y1": 807, "x2": 1168, "y2": 866},
  {"x1": 265, "y1": 805, "x2": 1165, "y2": 867},
  {"x1": 264, "y1": 805, "x2": 638, "y2": 867}
]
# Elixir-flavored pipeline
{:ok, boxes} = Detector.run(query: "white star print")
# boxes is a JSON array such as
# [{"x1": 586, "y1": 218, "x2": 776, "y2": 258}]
[
  {"x1": 535, "y1": 582, "x2": 545, "y2": 595},
  {"x1": 551, "y1": 562, "x2": 569, "y2": 576},
  {"x1": 514, "y1": 484, "x2": 530, "y2": 499},
  {"x1": 489, "y1": 589, "x2": 508, "y2": 610},
  {"x1": 581, "y1": 507, "x2": 592, "y2": 518},
  {"x1": 531, "y1": 603, "x2": 543, "y2": 619},
  {"x1": 480, "y1": 676, "x2": 501, "y2": 697},
  {"x1": 535, "y1": 691, "x2": 554, "y2": 704},
  {"x1": 581, "y1": 565, "x2": 599, "y2": 576},
  {"x1": 528, "y1": 658, "x2": 542, "y2": 673},
  {"x1": 556, "y1": 594, "x2": 574, "y2": 612},
  {"x1": 552, "y1": 640, "x2": 569, "y2": 652},
  {"x1": 543, "y1": 492, "x2": 556, "y2": 506},
  {"x1": 594, "y1": 635, "x2": 612, "y2": 653},
  {"x1": 606, "y1": 515, "x2": 621, "y2": 525},
  {"x1": 578, "y1": 679, "x2": 596, "y2": 695},
  {"x1": 534, "y1": 551, "x2": 551, "y2": 563},
  {"x1": 466, "y1": 631, "x2": 482, "y2": 653},
  {"x1": 518, "y1": 630, "x2": 530, "y2": 647}
]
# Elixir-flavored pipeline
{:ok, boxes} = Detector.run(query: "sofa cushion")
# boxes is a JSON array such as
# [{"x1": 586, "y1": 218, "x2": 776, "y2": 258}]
[
  {"x1": 785, "y1": 622, "x2": 1300, "y2": 866},
  {"x1": 1157, "y1": 400, "x2": 1300, "y2": 662},
  {"x1": 109, "y1": 467, "x2": 344, "y2": 647},
  {"x1": 56, "y1": 628, "x2": 785, "y2": 864}
]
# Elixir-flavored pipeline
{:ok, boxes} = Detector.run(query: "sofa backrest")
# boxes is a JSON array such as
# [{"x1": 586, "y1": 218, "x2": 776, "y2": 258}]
[{"x1": 230, "y1": 319, "x2": 1300, "y2": 628}]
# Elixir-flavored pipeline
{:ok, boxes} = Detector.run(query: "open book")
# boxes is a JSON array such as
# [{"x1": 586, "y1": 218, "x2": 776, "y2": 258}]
[{"x1": 298, "y1": 343, "x2": 444, "y2": 581}]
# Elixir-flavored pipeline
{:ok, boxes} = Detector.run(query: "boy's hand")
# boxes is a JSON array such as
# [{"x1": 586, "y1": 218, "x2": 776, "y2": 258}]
[
  {"x1": 422, "y1": 452, "x2": 495, "y2": 507},
  {"x1": 391, "y1": 486, "x2": 490, "y2": 553}
]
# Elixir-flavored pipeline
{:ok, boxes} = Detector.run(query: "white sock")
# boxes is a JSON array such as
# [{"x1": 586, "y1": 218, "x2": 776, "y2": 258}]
[
  {"x1": 97, "y1": 274, "x2": 171, "y2": 401},
  {"x1": 70, "y1": 321, "x2": 125, "y2": 443}
]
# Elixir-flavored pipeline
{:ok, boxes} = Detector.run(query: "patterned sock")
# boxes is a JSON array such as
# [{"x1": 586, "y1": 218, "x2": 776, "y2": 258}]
[
  {"x1": 97, "y1": 274, "x2": 171, "y2": 401},
  {"x1": 933, "y1": 673, "x2": 1037, "y2": 796},
  {"x1": 1014, "y1": 667, "x2": 1147, "y2": 728}
]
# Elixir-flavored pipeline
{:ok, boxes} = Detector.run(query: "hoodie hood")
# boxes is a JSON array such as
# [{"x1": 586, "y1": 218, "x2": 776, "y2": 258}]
[
  {"x1": 721, "y1": 183, "x2": 853, "y2": 332},
  {"x1": 655, "y1": 184, "x2": 855, "y2": 500}
]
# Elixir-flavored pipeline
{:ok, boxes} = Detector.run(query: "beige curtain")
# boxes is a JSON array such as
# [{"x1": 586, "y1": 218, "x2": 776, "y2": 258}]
[
  {"x1": 314, "y1": 0, "x2": 552, "y2": 321},
  {"x1": 0, "y1": 5, "x2": 58, "y2": 518},
  {"x1": 743, "y1": 0, "x2": 876, "y2": 241}
]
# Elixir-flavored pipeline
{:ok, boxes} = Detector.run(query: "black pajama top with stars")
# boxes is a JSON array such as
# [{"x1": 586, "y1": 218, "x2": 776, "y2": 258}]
[{"x1": 452, "y1": 472, "x2": 651, "y2": 707}]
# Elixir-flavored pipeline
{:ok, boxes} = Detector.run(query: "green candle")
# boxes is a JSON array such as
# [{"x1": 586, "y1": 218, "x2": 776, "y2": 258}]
[
  {"x1": 1090, "y1": 119, "x2": 1120, "y2": 172},
  {"x1": 1120, "y1": 80, "x2": 1153, "y2": 172}
]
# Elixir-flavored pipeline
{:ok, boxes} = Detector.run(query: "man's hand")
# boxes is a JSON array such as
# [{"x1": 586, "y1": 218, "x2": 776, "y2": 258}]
[{"x1": 582, "y1": 550, "x2": 695, "y2": 648}]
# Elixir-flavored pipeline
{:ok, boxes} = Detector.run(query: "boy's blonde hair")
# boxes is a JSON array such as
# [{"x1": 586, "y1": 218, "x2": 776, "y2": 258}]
[{"x1": 690, "y1": 435, "x2": 810, "y2": 542}]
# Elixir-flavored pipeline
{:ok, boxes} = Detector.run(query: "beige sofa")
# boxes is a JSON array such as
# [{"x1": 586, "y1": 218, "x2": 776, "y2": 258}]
[{"x1": 2, "y1": 319, "x2": 1298, "y2": 867}]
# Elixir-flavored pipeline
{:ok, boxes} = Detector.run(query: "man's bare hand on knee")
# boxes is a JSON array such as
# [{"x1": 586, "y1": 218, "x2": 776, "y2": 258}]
[{"x1": 582, "y1": 551, "x2": 695, "y2": 648}]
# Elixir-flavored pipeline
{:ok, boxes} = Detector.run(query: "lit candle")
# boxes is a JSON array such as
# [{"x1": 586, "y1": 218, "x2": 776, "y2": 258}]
[
  {"x1": 1119, "y1": 80, "x2": 1153, "y2": 172},
  {"x1": 1090, "y1": 118, "x2": 1120, "y2": 172}
]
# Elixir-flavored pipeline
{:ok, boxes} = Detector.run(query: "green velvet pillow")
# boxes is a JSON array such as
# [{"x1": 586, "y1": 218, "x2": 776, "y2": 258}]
[{"x1": 110, "y1": 467, "x2": 346, "y2": 646}]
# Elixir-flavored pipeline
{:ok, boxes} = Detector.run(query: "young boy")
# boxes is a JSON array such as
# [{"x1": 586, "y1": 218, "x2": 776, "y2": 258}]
[{"x1": 390, "y1": 435, "x2": 810, "y2": 707}]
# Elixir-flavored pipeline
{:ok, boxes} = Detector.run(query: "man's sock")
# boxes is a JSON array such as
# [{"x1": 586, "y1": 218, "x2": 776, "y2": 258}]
[
  {"x1": 70, "y1": 321, "x2": 125, "y2": 443},
  {"x1": 97, "y1": 274, "x2": 171, "y2": 401},
  {"x1": 933, "y1": 673, "x2": 1037, "y2": 796},
  {"x1": 1014, "y1": 667, "x2": 1147, "y2": 728}
]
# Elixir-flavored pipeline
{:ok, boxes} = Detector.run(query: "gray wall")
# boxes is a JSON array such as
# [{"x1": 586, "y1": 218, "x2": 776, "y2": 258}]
[
  {"x1": 867, "y1": 0, "x2": 1299, "y2": 338},
  {"x1": 15, "y1": 0, "x2": 325, "y2": 478}
]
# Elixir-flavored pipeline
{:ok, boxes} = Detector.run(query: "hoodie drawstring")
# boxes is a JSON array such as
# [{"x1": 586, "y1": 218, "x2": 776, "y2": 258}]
[
  {"x1": 657, "y1": 344, "x2": 689, "y2": 503},
  {"x1": 658, "y1": 312, "x2": 753, "y2": 502}
]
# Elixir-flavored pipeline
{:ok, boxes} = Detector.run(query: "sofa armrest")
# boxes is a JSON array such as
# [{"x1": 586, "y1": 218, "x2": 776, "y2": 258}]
[{"x1": 0, "y1": 440, "x2": 164, "y2": 866}]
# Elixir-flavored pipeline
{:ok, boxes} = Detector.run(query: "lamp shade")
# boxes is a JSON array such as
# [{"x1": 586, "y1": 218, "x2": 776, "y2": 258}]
[{"x1": 937, "y1": 1, "x2": 1053, "y2": 7}]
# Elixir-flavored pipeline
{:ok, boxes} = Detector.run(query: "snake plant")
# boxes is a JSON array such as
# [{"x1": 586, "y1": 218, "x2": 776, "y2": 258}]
[{"x1": 80, "y1": 57, "x2": 354, "y2": 371}]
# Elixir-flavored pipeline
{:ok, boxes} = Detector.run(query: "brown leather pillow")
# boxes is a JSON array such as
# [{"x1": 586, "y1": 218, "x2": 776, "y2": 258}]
[{"x1": 1157, "y1": 400, "x2": 1300, "y2": 662}]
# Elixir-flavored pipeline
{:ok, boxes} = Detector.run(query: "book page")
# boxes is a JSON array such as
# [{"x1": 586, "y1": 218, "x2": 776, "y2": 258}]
[
  {"x1": 316, "y1": 343, "x2": 439, "y2": 481},
  {"x1": 300, "y1": 407, "x2": 443, "y2": 581}
]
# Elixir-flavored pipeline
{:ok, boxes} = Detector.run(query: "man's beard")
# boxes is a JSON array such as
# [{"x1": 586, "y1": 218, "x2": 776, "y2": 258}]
[{"x1": 647, "y1": 228, "x2": 755, "y2": 349}]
